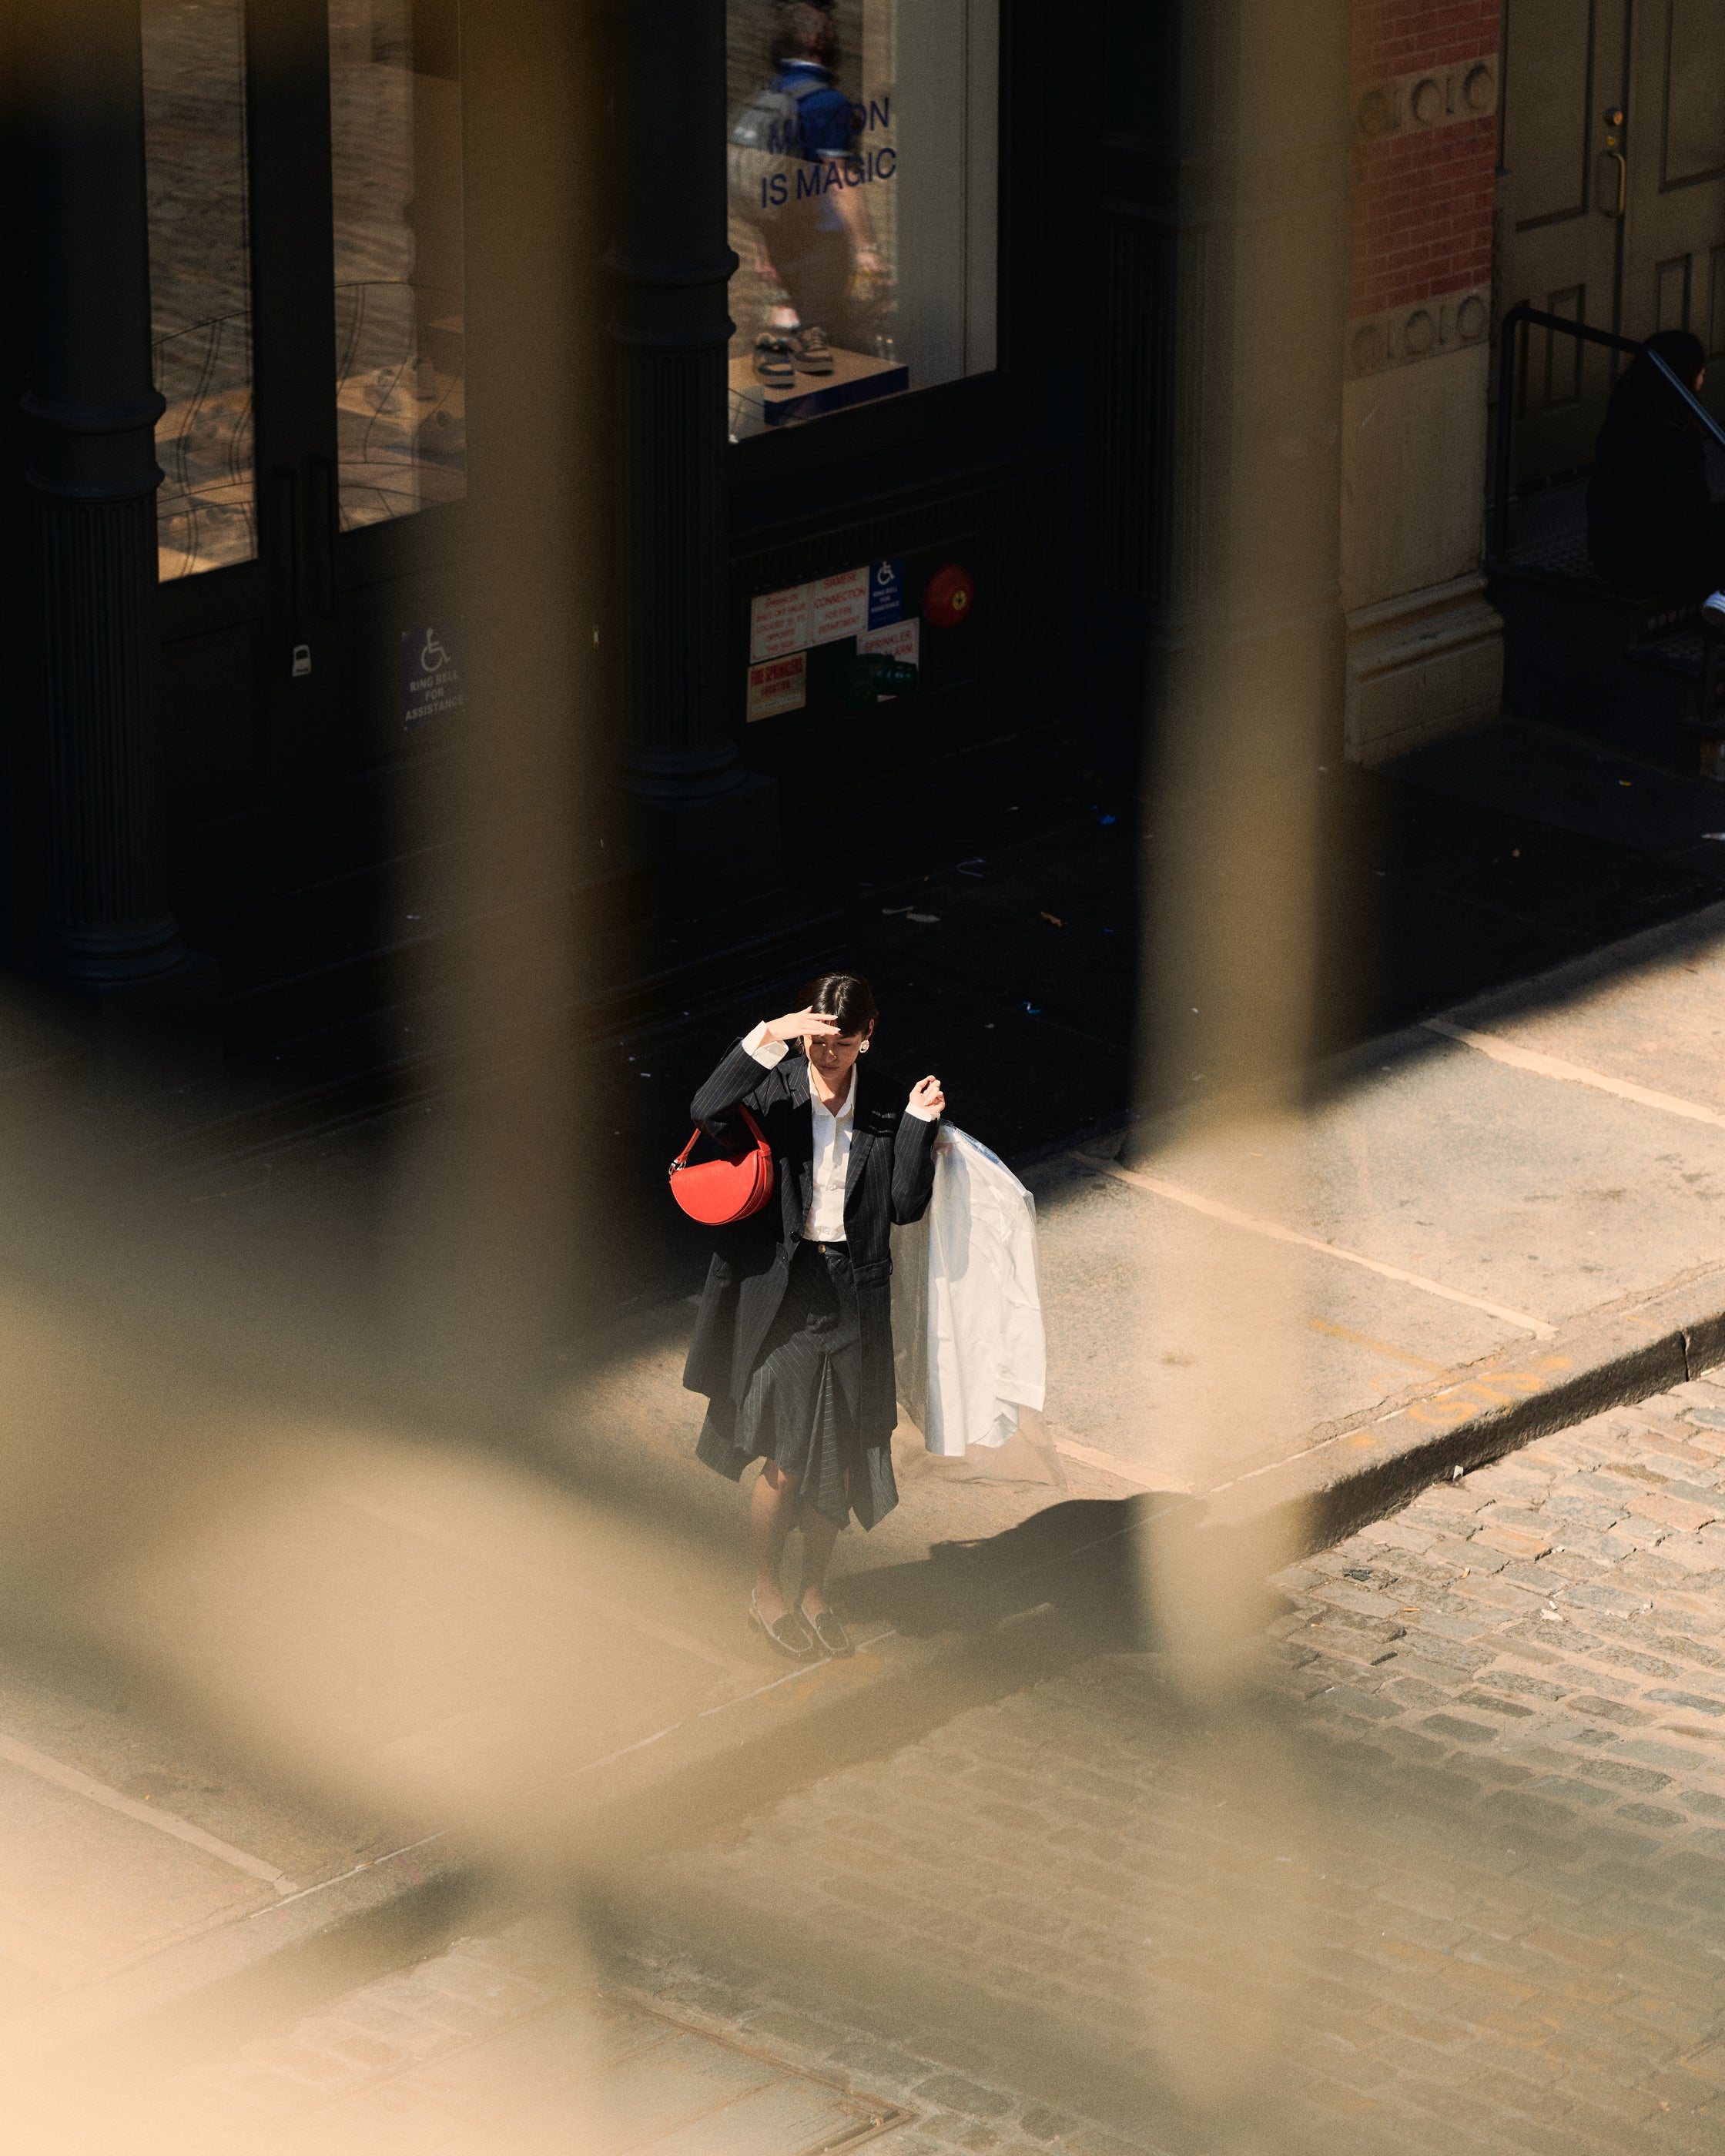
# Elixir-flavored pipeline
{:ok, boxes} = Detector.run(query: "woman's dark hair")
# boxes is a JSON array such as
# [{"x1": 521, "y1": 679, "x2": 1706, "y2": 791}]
[
  {"x1": 771, "y1": 2, "x2": 837, "y2": 69},
  {"x1": 806, "y1": 970, "x2": 877, "y2": 1036},
  {"x1": 1611, "y1": 329, "x2": 1709, "y2": 430}
]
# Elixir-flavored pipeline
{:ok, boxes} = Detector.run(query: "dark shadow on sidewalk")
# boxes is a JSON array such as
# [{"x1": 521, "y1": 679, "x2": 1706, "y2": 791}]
[{"x1": 839, "y1": 1493, "x2": 1183, "y2": 1651}]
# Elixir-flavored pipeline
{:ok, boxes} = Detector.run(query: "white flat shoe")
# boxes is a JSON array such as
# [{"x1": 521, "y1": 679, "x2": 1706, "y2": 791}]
[
  {"x1": 797, "y1": 1600, "x2": 853, "y2": 1657},
  {"x1": 750, "y1": 1589, "x2": 815, "y2": 1659}
]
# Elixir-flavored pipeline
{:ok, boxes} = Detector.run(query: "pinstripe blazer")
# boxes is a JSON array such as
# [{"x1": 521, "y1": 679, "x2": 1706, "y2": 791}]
[{"x1": 681, "y1": 1036, "x2": 940, "y2": 1446}]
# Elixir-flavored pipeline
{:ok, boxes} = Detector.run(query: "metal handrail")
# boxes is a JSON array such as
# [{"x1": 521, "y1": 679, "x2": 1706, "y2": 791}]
[{"x1": 1491, "y1": 301, "x2": 1725, "y2": 558}]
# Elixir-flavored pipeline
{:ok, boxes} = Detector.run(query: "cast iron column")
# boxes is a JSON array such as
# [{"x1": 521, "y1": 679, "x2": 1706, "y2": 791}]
[
  {"x1": 25, "y1": 0, "x2": 185, "y2": 985},
  {"x1": 608, "y1": 0, "x2": 779, "y2": 905}
]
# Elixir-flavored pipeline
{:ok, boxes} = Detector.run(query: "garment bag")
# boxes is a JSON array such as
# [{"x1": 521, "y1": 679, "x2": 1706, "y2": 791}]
[{"x1": 891, "y1": 1124, "x2": 1056, "y2": 1484}]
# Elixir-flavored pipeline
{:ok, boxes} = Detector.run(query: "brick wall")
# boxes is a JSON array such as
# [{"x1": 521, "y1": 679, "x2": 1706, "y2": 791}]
[
  {"x1": 1354, "y1": 0, "x2": 1499, "y2": 82},
  {"x1": 1348, "y1": 0, "x2": 1501, "y2": 322}
]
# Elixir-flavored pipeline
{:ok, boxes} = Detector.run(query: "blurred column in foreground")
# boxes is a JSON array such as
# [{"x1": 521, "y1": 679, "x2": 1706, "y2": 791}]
[
  {"x1": 376, "y1": 0, "x2": 613, "y2": 1413},
  {"x1": 608, "y1": 0, "x2": 780, "y2": 915},
  {"x1": 23, "y1": 0, "x2": 189, "y2": 999},
  {"x1": 1114, "y1": 8, "x2": 1355, "y2": 2131},
  {"x1": 1125, "y1": 0, "x2": 1353, "y2": 1566}
]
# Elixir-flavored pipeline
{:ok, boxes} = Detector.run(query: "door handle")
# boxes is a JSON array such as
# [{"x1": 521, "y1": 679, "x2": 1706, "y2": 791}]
[
  {"x1": 1600, "y1": 106, "x2": 1626, "y2": 219},
  {"x1": 306, "y1": 456, "x2": 336, "y2": 618},
  {"x1": 271, "y1": 468, "x2": 297, "y2": 623}
]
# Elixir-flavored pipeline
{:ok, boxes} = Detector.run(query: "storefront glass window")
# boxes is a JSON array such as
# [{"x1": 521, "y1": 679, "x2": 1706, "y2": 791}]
[
  {"x1": 142, "y1": 0, "x2": 256, "y2": 580},
  {"x1": 725, "y1": 0, "x2": 999, "y2": 438},
  {"x1": 328, "y1": 0, "x2": 466, "y2": 529}
]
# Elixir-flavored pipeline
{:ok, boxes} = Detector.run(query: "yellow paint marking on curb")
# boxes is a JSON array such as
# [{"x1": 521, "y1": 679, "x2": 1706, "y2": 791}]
[
  {"x1": 0, "y1": 1730, "x2": 300, "y2": 1895},
  {"x1": 1087, "y1": 1158, "x2": 1556, "y2": 1337},
  {"x1": 1425, "y1": 1017, "x2": 1725, "y2": 1129}
]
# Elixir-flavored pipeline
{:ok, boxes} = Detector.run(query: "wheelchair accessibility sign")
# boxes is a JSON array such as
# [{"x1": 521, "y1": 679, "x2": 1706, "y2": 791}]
[
  {"x1": 401, "y1": 621, "x2": 464, "y2": 726},
  {"x1": 868, "y1": 557, "x2": 903, "y2": 629}
]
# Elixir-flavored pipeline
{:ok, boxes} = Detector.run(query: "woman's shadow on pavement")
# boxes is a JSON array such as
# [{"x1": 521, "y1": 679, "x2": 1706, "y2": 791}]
[{"x1": 840, "y1": 1494, "x2": 1191, "y2": 1656}]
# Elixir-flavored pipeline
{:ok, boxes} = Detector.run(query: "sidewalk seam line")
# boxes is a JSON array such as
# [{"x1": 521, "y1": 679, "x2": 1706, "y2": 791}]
[
  {"x1": 333, "y1": 1491, "x2": 762, "y2": 1688},
  {"x1": 1425, "y1": 1017, "x2": 1725, "y2": 1128},
  {"x1": 1082, "y1": 1156, "x2": 1556, "y2": 1336},
  {"x1": 266, "y1": 1830, "x2": 450, "y2": 1910},
  {"x1": 0, "y1": 1731, "x2": 300, "y2": 1894},
  {"x1": 1050, "y1": 1435, "x2": 1170, "y2": 1489}
]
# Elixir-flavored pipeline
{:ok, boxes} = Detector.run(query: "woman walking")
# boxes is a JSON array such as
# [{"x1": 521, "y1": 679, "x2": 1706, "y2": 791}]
[{"x1": 683, "y1": 973, "x2": 944, "y2": 1659}]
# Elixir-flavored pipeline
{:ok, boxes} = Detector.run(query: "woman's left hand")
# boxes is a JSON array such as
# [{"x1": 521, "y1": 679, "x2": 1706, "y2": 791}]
[{"x1": 909, "y1": 1076, "x2": 945, "y2": 1116}]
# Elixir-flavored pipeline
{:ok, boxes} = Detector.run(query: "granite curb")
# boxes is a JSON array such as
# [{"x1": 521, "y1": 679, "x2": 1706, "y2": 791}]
[{"x1": 1208, "y1": 1254, "x2": 1725, "y2": 1552}]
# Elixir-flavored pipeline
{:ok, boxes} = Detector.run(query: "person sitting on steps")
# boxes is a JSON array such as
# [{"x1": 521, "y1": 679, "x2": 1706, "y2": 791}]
[{"x1": 1587, "y1": 328, "x2": 1725, "y2": 626}]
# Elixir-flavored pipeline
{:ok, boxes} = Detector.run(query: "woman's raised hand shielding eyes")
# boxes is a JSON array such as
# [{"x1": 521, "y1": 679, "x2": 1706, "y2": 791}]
[{"x1": 762, "y1": 1006, "x2": 843, "y2": 1046}]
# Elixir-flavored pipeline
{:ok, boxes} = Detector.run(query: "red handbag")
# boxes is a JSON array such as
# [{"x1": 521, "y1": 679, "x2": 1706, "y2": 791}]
[{"x1": 668, "y1": 1106, "x2": 775, "y2": 1224}]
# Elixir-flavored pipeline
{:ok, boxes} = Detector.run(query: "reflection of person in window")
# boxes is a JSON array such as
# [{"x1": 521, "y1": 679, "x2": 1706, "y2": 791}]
[
  {"x1": 1588, "y1": 330, "x2": 1725, "y2": 601},
  {"x1": 764, "y1": 4, "x2": 884, "y2": 356}
]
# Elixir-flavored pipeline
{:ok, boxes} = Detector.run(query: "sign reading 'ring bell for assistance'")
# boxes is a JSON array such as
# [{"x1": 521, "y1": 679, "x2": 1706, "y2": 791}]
[
  {"x1": 746, "y1": 650, "x2": 807, "y2": 721},
  {"x1": 869, "y1": 558, "x2": 903, "y2": 628},
  {"x1": 749, "y1": 561, "x2": 903, "y2": 662},
  {"x1": 402, "y1": 622, "x2": 464, "y2": 726}
]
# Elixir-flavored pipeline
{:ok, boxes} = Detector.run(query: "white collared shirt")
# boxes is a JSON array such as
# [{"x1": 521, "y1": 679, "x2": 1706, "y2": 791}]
[
  {"x1": 743, "y1": 1019, "x2": 936, "y2": 1243},
  {"x1": 805, "y1": 1066, "x2": 857, "y2": 1240}
]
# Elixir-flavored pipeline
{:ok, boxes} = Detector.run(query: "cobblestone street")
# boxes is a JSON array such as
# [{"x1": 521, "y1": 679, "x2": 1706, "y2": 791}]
[
  {"x1": 99, "y1": 1368, "x2": 1725, "y2": 2154},
  {"x1": 615, "y1": 1364, "x2": 1725, "y2": 2154}
]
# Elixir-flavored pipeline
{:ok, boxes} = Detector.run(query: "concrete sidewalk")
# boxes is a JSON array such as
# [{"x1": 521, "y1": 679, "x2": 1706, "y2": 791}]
[
  {"x1": 564, "y1": 892, "x2": 1725, "y2": 1553},
  {"x1": 1025, "y1": 893, "x2": 1725, "y2": 1508},
  {"x1": 12, "y1": 898, "x2": 1725, "y2": 2091}
]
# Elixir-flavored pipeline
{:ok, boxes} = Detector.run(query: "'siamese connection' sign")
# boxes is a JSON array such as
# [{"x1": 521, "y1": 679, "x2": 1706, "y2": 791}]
[{"x1": 749, "y1": 561, "x2": 903, "y2": 663}]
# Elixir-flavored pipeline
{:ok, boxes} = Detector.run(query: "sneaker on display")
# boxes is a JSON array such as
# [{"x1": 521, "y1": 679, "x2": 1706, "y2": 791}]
[
  {"x1": 791, "y1": 325, "x2": 834, "y2": 376},
  {"x1": 753, "y1": 333, "x2": 794, "y2": 390}
]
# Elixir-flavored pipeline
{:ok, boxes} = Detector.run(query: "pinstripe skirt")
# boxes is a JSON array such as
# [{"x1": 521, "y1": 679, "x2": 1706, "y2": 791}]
[{"x1": 698, "y1": 1240, "x2": 899, "y2": 1532}]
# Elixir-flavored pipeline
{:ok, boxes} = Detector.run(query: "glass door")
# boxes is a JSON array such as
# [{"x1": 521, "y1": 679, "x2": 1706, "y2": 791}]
[
  {"x1": 329, "y1": 0, "x2": 465, "y2": 530},
  {"x1": 723, "y1": 0, "x2": 1000, "y2": 440},
  {"x1": 143, "y1": 0, "x2": 467, "y2": 922}
]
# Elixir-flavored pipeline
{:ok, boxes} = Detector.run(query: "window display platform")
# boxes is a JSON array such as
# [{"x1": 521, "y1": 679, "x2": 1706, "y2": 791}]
[{"x1": 729, "y1": 347, "x2": 909, "y2": 433}]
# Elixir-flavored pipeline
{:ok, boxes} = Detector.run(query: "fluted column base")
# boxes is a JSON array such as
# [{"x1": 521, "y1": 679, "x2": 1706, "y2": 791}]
[
  {"x1": 34, "y1": 494, "x2": 186, "y2": 987},
  {"x1": 620, "y1": 771, "x2": 781, "y2": 921},
  {"x1": 49, "y1": 949, "x2": 224, "y2": 1095}
]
